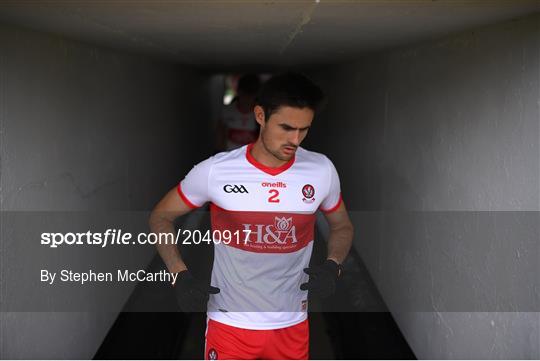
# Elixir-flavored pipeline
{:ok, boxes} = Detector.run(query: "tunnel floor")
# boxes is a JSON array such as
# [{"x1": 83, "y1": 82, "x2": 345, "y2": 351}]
[{"x1": 94, "y1": 210, "x2": 415, "y2": 360}]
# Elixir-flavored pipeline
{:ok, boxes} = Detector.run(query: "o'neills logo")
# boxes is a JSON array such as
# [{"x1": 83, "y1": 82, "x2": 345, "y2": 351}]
[
  {"x1": 242, "y1": 216, "x2": 297, "y2": 244},
  {"x1": 261, "y1": 181, "x2": 287, "y2": 188}
]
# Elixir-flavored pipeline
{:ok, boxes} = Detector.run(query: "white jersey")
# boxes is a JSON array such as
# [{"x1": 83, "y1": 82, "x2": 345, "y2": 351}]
[
  {"x1": 178, "y1": 143, "x2": 342, "y2": 330},
  {"x1": 221, "y1": 101, "x2": 258, "y2": 150}
]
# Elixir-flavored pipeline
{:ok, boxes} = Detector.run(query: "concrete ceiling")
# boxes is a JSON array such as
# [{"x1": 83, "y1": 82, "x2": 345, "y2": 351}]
[{"x1": 1, "y1": 1, "x2": 539, "y2": 71}]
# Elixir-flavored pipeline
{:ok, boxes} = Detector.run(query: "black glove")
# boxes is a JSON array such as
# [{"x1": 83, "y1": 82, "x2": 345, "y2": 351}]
[
  {"x1": 300, "y1": 259, "x2": 341, "y2": 298},
  {"x1": 173, "y1": 270, "x2": 220, "y2": 312}
]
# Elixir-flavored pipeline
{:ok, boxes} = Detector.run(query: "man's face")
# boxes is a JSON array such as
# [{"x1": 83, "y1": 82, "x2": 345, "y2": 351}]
[{"x1": 254, "y1": 105, "x2": 314, "y2": 161}]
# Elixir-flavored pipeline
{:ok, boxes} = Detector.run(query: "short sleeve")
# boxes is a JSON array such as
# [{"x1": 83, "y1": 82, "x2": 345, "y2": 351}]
[
  {"x1": 320, "y1": 157, "x2": 342, "y2": 213},
  {"x1": 177, "y1": 157, "x2": 213, "y2": 208}
]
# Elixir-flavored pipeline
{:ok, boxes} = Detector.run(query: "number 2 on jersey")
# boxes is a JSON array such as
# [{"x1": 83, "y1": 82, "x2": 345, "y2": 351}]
[{"x1": 268, "y1": 189, "x2": 280, "y2": 203}]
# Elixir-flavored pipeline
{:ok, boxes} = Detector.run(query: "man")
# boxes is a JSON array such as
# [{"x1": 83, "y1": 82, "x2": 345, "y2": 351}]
[
  {"x1": 150, "y1": 73, "x2": 354, "y2": 360},
  {"x1": 216, "y1": 74, "x2": 261, "y2": 151}
]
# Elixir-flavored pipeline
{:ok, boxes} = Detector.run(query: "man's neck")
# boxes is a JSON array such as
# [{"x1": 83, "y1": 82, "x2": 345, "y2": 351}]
[{"x1": 250, "y1": 140, "x2": 288, "y2": 168}]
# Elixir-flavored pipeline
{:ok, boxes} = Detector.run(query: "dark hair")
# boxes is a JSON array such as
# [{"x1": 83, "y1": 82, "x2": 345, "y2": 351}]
[
  {"x1": 256, "y1": 72, "x2": 325, "y2": 120},
  {"x1": 237, "y1": 74, "x2": 261, "y2": 95}
]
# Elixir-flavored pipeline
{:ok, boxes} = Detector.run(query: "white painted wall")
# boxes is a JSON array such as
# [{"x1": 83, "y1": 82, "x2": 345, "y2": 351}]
[
  {"x1": 0, "y1": 24, "x2": 213, "y2": 359},
  {"x1": 307, "y1": 13, "x2": 539, "y2": 359}
]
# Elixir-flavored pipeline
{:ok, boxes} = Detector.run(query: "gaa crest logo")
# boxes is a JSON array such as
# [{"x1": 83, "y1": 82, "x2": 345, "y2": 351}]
[
  {"x1": 302, "y1": 184, "x2": 315, "y2": 203},
  {"x1": 223, "y1": 184, "x2": 249, "y2": 193}
]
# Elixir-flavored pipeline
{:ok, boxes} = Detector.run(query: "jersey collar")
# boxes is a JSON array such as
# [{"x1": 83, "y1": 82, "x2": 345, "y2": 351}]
[{"x1": 245, "y1": 142, "x2": 295, "y2": 176}]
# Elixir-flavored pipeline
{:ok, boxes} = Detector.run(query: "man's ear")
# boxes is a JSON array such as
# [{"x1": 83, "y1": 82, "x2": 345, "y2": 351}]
[{"x1": 254, "y1": 105, "x2": 265, "y2": 127}]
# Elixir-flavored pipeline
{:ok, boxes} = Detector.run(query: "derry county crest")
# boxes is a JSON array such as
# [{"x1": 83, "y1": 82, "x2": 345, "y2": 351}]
[
  {"x1": 302, "y1": 184, "x2": 315, "y2": 203},
  {"x1": 208, "y1": 348, "x2": 218, "y2": 360}
]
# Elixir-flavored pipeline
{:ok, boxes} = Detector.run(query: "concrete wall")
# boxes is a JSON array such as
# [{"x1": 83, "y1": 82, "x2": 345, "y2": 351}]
[
  {"x1": 0, "y1": 24, "x2": 213, "y2": 358},
  {"x1": 307, "y1": 14, "x2": 539, "y2": 359}
]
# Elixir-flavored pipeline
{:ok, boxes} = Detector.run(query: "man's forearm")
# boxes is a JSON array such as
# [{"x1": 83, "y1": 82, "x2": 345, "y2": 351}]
[
  {"x1": 326, "y1": 224, "x2": 354, "y2": 264},
  {"x1": 149, "y1": 213, "x2": 188, "y2": 274}
]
